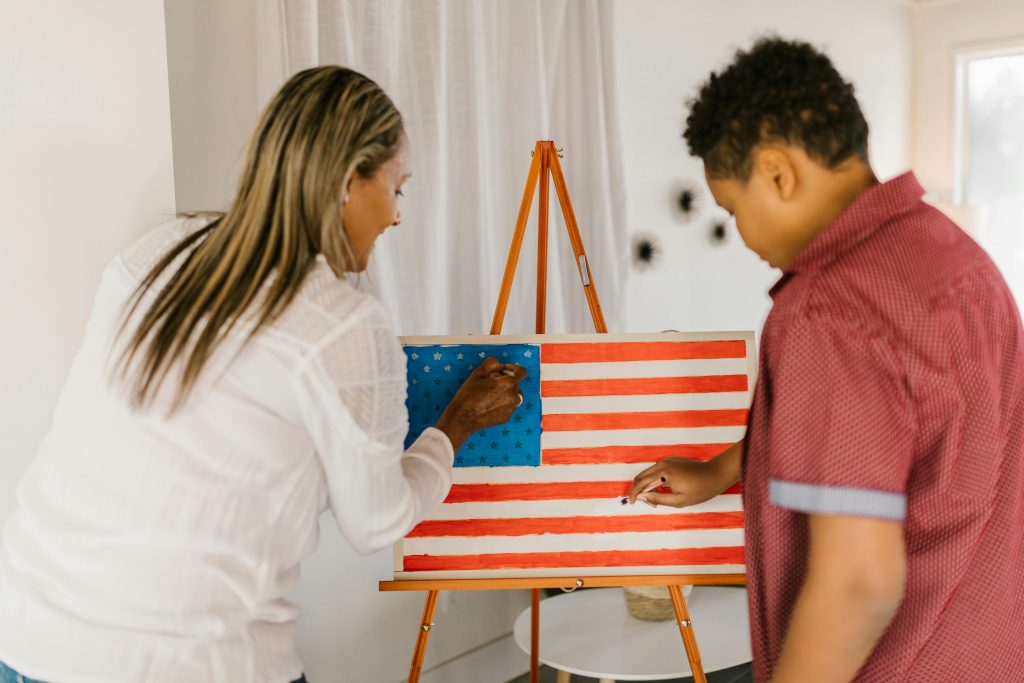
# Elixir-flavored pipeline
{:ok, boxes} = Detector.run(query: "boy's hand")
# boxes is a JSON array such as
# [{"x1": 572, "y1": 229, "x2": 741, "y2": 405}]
[
  {"x1": 627, "y1": 441, "x2": 743, "y2": 507},
  {"x1": 628, "y1": 457, "x2": 723, "y2": 507}
]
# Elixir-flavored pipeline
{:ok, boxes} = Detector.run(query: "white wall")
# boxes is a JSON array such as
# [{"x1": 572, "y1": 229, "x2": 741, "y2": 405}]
[
  {"x1": 164, "y1": 0, "x2": 260, "y2": 212},
  {"x1": 911, "y1": 0, "x2": 1024, "y2": 201},
  {"x1": 290, "y1": 527, "x2": 531, "y2": 683},
  {"x1": 0, "y1": 2, "x2": 176, "y2": 523},
  {"x1": 617, "y1": 0, "x2": 913, "y2": 336}
]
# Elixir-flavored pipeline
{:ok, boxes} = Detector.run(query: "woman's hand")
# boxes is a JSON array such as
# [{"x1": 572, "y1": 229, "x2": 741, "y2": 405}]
[
  {"x1": 627, "y1": 441, "x2": 743, "y2": 508},
  {"x1": 434, "y1": 357, "x2": 527, "y2": 452}
]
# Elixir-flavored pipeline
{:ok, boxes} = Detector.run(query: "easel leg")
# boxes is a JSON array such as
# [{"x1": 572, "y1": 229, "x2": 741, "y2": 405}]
[
  {"x1": 547, "y1": 150, "x2": 608, "y2": 333},
  {"x1": 490, "y1": 142, "x2": 543, "y2": 335},
  {"x1": 668, "y1": 585, "x2": 707, "y2": 683},
  {"x1": 536, "y1": 147, "x2": 550, "y2": 333},
  {"x1": 408, "y1": 590, "x2": 439, "y2": 683},
  {"x1": 530, "y1": 588, "x2": 541, "y2": 683}
]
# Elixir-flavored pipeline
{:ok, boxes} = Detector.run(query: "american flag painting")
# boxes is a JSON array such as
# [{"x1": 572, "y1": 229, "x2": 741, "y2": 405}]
[{"x1": 394, "y1": 332, "x2": 755, "y2": 579}]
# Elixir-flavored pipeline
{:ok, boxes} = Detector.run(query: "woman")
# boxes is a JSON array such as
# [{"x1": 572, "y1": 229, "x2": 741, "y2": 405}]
[{"x1": 0, "y1": 67, "x2": 524, "y2": 682}]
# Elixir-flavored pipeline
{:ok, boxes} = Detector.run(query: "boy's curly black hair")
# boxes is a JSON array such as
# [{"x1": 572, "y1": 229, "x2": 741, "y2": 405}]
[{"x1": 684, "y1": 36, "x2": 869, "y2": 179}]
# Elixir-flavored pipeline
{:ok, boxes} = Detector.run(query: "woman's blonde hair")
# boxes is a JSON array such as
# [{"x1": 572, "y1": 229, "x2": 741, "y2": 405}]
[{"x1": 116, "y1": 66, "x2": 403, "y2": 410}]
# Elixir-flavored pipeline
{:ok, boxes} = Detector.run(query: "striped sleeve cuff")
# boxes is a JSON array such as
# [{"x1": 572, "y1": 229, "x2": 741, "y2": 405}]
[{"x1": 769, "y1": 479, "x2": 906, "y2": 521}]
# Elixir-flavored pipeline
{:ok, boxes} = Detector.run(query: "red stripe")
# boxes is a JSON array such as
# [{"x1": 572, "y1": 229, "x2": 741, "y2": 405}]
[
  {"x1": 403, "y1": 546, "x2": 745, "y2": 571},
  {"x1": 445, "y1": 480, "x2": 742, "y2": 503},
  {"x1": 408, "y1": 512, "x2": 744, "y2": 537},
  {"x1": 541, "y1": 375, "x2": 748, "y2": 397},
  {"x1": 446, "y1": 481, "x2": 630, "y2": 503},
  {"x1": 542, "y1": 444, "x2": 733, "y2": 464},
  {"x1": 541, "y1": 341, "x2": 746, "y2": 364},
  {"x1": 541, "y1": 409, "x2": 748, "y2": 432}
]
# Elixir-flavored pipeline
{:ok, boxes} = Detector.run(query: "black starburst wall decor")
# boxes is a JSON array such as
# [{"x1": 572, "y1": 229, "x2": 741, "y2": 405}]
[
  {"x1": 672, "y1": 180, "x2": 703, "y2": 224},
  {"x1": 632, "y1": 232, "x2": 663, "y2": 271},
  {"x1": 709, "y1": 218, "x2": 729, "y2": 245}
]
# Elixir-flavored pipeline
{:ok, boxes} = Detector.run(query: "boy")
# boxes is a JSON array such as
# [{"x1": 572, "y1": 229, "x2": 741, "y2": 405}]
[{"x1": 628, "y1": 38, "x2": 1024, "y2": 682}]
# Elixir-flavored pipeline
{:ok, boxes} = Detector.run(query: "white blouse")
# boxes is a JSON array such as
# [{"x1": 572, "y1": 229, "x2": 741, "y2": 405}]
[{"x1": 0, "y1": 219, "x2": 453, "y2": 682}]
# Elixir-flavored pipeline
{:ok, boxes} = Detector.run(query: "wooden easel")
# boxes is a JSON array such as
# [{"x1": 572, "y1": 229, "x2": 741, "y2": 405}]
[{"x1": 380, "y1": 141, "x2": 743, "y2": 683}]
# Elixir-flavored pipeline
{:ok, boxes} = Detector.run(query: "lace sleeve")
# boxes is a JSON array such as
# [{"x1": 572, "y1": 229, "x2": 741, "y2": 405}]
[{"x1": 293, "y1": 298, "x2": 453, "y2": 555}]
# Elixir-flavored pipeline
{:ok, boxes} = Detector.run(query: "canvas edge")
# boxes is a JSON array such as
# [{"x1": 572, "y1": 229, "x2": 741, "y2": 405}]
[
  {"x1": 399, "y1": 330, "x2": 755, "y2": 345},
  {"x1": 388, "y1": 330, "x2": 756, "y2": 582},
  {"x1": 392, "y1": 563, "x2": 746, "y2": 581}
]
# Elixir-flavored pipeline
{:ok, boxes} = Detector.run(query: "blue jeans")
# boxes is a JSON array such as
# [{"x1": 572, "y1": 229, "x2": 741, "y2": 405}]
[
  {"x1": 0, "y1": 662, "x2": 307, "y2": 683},
  {"x1": 0, "y1": 662, "x2": 43, "y2": 683}
]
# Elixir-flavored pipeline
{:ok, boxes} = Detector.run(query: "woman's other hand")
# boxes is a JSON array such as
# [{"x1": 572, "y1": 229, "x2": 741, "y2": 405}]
[{"x1": 434, "y1": 357, "x2": 526, "y2": 451}]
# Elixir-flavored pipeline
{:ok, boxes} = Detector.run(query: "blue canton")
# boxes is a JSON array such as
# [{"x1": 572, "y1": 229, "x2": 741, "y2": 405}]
[{"x1": 403, "y1": 344, "x2": 542, "y2": 467}]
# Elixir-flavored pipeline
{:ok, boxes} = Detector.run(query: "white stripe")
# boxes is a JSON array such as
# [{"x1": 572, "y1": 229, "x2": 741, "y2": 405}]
[
  {"x1": 393, "y1": 564, "x2": 746, "y2": 580},
  {"x1": 540, "y1": 358, "x2": 747, "y2": 380},
  {"x1": 424, "y1": 495, "x2": 744, "y2": 521},
  {"x1": 542, "y1": 392, "x2": 750, "y2": 414},
  {"x1": 403, "y1": 528, "x2": 745, "y2": 556},
  {"x1": 454, "y1": 463, "x2": 672, "y2": 484},
  {"x1": 540, "y1": 426, "x2": 747, "y2": 449}
]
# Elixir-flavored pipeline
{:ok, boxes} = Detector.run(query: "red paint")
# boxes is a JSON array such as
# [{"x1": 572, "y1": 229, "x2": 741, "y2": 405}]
[
  {"x1": 541, "y1": 374, "x2": 748, "y2": 397},
  {"x1": 541, "y1": 340, "x2": 746, "y2": 364},
  {"x1": 445, "y1": 481, "x2": 630, "y2": 503},
  {"x1": 408, "y1": 511, "x2": 744, "y2": 537},
  {"x1": 542, "y1": 444, "x2": 732, "y2": 464},
  {"x1": 541, "y1": 409, "x2": 749, "y2": 432},
  {"x1": 444, "y1": 480, "x2": 741, "y2": 503},
  {"x1": 403, "y1": 546, "x2": 745, "y2": 571}
]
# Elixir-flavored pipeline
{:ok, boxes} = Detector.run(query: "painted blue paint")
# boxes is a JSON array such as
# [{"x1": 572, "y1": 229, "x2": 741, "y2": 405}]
[{"x1": 403, "y1": 343, "x2": 542, "y2": 467}]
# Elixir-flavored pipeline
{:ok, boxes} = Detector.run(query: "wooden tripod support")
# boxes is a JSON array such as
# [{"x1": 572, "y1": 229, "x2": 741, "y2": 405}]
[
  {"x1": 490, "y1": 140, "x2": 607, "y2": 336},
  {"x1": 381, "y1": 140, "x2": 730, "y2": 683}
]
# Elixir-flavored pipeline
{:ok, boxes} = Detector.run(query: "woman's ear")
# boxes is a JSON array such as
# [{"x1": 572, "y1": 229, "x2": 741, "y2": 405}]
[
  {"x1": 341, "y1": 175, "x2": 353, "y2": 206},
  {"x1": 753, "y1": 147, "x2": 797, "y2": 201}
]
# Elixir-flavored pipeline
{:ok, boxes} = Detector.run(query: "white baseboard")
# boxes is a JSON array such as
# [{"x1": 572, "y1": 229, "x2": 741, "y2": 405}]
[{"x1": 414, "y1": 632, "x2": 528, "y2": 683}]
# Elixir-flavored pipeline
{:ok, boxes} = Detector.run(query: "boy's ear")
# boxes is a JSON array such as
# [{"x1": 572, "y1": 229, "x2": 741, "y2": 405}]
[{"x1": 753, "y1": 147, "x2": 797, "y2": 201}]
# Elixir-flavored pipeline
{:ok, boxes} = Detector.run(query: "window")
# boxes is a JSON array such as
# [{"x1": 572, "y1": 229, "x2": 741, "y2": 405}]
[{"x1": 955, "y1": 47, "x2": 1024, "y2": 307}]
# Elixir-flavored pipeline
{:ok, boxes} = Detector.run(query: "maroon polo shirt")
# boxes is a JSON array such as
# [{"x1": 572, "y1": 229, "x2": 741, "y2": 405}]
[{"x1": 743, "y1": 172, "x2": 1024, "y2": 681}]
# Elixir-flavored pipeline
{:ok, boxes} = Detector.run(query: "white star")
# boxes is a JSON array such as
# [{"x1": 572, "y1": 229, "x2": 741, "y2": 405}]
[
  {"x1": 456, "y1": 353, "x2": 464, "y2": 360},
  {"x1": 524, "y1": 350, "x2": 533, "y2": 358},
  {"x1": 433, "y1": 352, "x2": 442, "y2": 361},
  {"x1": 411, "y1": 353, "x2": 419, "y2": 360},
  {"x1": 411, "y1": 378, "x2": 418, "y2": 385},
  {"x1": 444, "y1": 364, "x2": 452, "y2": 372},
  {"x1": 423, "y1": 365, "x2": 431, "y2": 373},
  {"x1": 478, "y1": 352, "x2": 486, "y2": 358},
  {"x1": 502, "y1": 351, "x2": 509, "y2": 357}
]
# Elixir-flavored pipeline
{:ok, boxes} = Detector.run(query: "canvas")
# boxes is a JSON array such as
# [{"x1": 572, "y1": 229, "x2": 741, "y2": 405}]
[{"x1": 393, "y1": 332, "x2": 755, "y2": 580}]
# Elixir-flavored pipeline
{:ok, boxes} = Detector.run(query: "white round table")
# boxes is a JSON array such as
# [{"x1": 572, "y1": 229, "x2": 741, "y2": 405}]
[{"x1": 512, "y1": 586, "x2": 751, "y2": 682}]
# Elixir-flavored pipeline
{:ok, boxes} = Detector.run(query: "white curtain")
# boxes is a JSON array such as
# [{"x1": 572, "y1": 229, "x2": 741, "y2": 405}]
[{"x1": 257, "y1": 0, "x2": 628, "y2": 335}]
